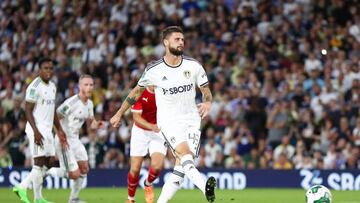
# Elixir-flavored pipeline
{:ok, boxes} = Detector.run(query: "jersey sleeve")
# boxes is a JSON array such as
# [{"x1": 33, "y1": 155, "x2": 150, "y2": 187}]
[
  {"x1": 57, "y1": 99, "x2": 72, "y2": 117},
  {"x1": 89, "y1": 101, "x2": 94, "y2": 118},
  {"x1": 137, "y1": 63, "x2": 156, "y2": 87},
  {"x1": 196, "y1": 64, "x2": 209, "y2": 88},
  {"x1": 25, "y1": 86, "x2": 39, "y2": 103},
  {"x1": 131, "y1": 99, "x2": 143, "y2": 113}
]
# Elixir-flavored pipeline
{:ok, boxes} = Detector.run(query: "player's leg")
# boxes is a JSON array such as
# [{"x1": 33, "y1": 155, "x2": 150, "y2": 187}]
[
  {"x1": 157, "y1": 158, "x2": 184, "y2": 203},
  {"x1": 144, "y1": 133, "x2": 167, "y2": 203},
  {"x1": 161, "y1": 125, "x2": 206, "y2": 193},
  {"x1": 175, "y1": 142, "x2": 207, "y2": 191},
  {"x1": 68, "y1": 160, "x2": 87, "y2": 203},
  {"x1": 177, "y1": 128, "x2": 216, "y2": 203},
  {"x1": 13, "y1": 131, "x2": 36, "y2": 203},
  {"x1": 47, "y1": 137, "x2": 80, "y2": 180},
  {"x1": 13, "y1": 130, "x2": 49, "y2": 203},
  {"x1": 127, "y1": 125, "x2": 149, "y2": 202},
  {"x1": 127, "y1": 156, "x2": 143, "y2": 203},
  {"x1": 145, "y1": 153, "x2": 164, "y2": 185},
  {"x1": 69, "y1": 140, "x2": 89, "y2": 203},
  {"x1": 33, "y1": 156, "x2": 55, "y2": 203},
  {"x1": 32, "y1": 132, "x2": 59, "y2": 203},
  {"x1": 161, "y1": 125, "x2": 216, "y2": 202},
  {"x1": 13, "y1": 157, "x2": 46, "y2": 203}
]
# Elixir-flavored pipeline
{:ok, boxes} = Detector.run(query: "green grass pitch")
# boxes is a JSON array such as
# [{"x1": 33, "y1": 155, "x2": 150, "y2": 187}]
[{"x1": 2, "y1": 187, "x2": 360, "y2": 203}]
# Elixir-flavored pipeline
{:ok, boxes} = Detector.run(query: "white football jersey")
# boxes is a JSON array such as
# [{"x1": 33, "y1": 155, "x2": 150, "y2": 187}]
[
  {"x1": 138, "y1": 56, "x2": 209, "y2": 126},
  {"x1": 25, "y1": 77, "x2": 57, "y2": 133},
  {"x1": 57, "y1": 94, "x2": 94, "y2": 139}
]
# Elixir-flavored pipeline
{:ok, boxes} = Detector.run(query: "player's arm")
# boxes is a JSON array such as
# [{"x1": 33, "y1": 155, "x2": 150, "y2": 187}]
[
  {"x1": 54, "y1": 111, "x2": 69, "y2": 149},
  {"x1": 197, "y1": 85, "x2": 213, "y2": 119},
  {"x1": 110, "y1": 85, "x2": 146, "y2": 127},
  {"x1": 132, "y1": 112, "x2": 160, "y2": 133},
  {"x1": 25, "y1": 101, "x2": 44, "y2": 146},
  {"x1": 55, "y1": 102, "x2": 70, "y2": 149}
]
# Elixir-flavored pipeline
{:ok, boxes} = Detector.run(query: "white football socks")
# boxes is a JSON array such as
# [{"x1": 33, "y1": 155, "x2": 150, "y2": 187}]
[
  {"x1": 19, "y1": 167, "x2": 37, "y2": 189},
  {"x1": 180, "y1": 154, "x2": 205, "y2": 194},
  {"x1": 32, "y1": 165, "x2": 44, "y2": 200},
  {"x1": 69, "y1": 174, "x2": 86, "y2": 201},
  {"x1": 157, "y1": 165, "x2": 184, "y2": 203}
]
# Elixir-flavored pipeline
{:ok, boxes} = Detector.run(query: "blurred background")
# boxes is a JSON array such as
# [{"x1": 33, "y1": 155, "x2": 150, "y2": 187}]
[{"x1": 0, "y1": 0, "x2": 359, "y2": 172}]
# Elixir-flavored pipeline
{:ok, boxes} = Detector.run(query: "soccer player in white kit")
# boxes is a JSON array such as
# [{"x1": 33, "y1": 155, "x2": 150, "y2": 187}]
[
  {"x1": 13, "y1": 58, "x2": 69, "y2": 203},
  {"x1": 46, "y1": 75, "x2": 104, "y2": 203},
  {"x1": 110, "y1": 26, "x2": 216, "y2": 203}
]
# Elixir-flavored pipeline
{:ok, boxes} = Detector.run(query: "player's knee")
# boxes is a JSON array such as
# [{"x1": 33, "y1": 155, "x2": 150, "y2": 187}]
[
  {"x1": 180, "y1": 154, "x2": 195, "y2": 171},
  {"x1": 34, "y1": 157, "x2": 46, "y2": 166},
  {"x1": 175, "y1": 144, "x2": 192, "y2": 158},
  {"x1": 151, "y1": 162, "x2": 163, "y2": 173},
  {"x1": 130, "y1": 167, "x2": 141, "y2": 177},
  {"x1": 80, "y1": 166, "x2": 89, "y2": 174},
  {"x1": 68, "y1": 170, "x2": 80, "y2": 179},
  {"x1": 178, "y1": 151, "x2": 193, "y2": 160},
  {"x1": 152, "y1": 166, "x2": 162, "y2": 174}
]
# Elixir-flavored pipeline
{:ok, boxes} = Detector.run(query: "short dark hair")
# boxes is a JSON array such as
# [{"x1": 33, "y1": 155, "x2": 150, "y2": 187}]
[
  {"x1": 38, "y1": 57, "x2": 53, "y2": 68},
  {"x1": 162, "y1": 26, "x2": 183, "y2": 40}
]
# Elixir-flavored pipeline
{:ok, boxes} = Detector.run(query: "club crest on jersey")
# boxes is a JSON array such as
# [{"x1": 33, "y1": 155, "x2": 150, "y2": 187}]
[
  {"x1": 61, "y1": 105, "x2": 69, "y2": 114},
  {"x1": 183, "y1": 70, "x2": 191, "y2": 79}
]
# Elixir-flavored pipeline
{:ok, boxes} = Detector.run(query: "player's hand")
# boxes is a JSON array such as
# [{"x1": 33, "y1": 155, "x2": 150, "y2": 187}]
[
  {"x1": 197, "y1": 101, "x2": 211, "y2": 119},
  {"x1": 110, "y1": 114, "x2": 122, "y2": 128},
  {"x1": 58, "y1": 130, "x2": 69, "y2": 150},
  {"x1": 34, "y1": 129, "x2": 44, "y2": 147},
  {"x1": 150, "y1": 124, "x2": 160, "y2": 133}
]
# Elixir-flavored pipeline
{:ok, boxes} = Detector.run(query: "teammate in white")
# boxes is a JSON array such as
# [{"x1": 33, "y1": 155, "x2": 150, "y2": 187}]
[
  {"x1": 47, "y1": 75, "x2": 104, "y2": 203},
  {"x1": 13, "y1": 58, "x2": 69, "y2": 203},
  {"x1": 110, "y1": 26, "x2": 216, "y2": 203}
]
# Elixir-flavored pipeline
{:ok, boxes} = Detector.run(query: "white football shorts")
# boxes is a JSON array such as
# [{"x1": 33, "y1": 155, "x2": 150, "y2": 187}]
[
  {"x1": 26, "y1": 126, "x2": 55, "y2": 158},
  {"x1": 55, "y1": 136, "x2": 88, "y2": 172},
  {"x1": 130, "y1": 124, "x2": 167, "y2": 157},
  {"x1": 160, "y1": 120, "x2": 201, "y2": 157}
]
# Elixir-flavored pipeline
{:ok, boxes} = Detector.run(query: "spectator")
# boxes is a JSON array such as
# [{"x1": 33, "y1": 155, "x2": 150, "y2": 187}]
[
  {"x1": 4, "y1": 95, "x2": 26, "y2": 127},
  {"x1": 305, "y1": 52, "x2": 323, "y2": 74},
  {"x1": 273, "y1": 152, "x2": 293, "y2": 170},
  {"x1": 324, "y1": 144, "x2": 337, "y2": 169},
  {"x1": 266, "y1": 100, "x2": 289, "y2": 148},
  {"x1": 0, "y1": 147, "x2": 12, "y2": 168},
  {"x1": 273, "y1": 135, "x2": 295, "y2": 160},
  {"x1": 204, "y1": 137, "x2": 222, "y2": 167},
  {"x1": 85, "y1": 129, "x2": 106, "y2": 169},
  {"x1": 244, "y1": 148, "x2": 260, "y2": 169},
  {"x1": 352, "y1": 117, "x2": 360, "y2": 147}
]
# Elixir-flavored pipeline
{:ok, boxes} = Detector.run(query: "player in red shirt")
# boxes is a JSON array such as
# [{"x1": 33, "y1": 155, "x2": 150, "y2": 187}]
[{"x1": 126, "y1": 86, "x2": 167, "y2": 203}]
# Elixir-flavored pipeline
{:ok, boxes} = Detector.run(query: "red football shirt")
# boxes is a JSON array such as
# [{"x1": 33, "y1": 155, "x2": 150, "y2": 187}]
[{"x1": 131, "y1": 87, "x2": 157, "y2": 130}]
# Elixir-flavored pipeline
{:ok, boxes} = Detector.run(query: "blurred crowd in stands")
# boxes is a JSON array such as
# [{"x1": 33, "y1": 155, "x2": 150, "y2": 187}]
[{"x1": 0, "y1": 0, "x2": 359, "y2": 170}]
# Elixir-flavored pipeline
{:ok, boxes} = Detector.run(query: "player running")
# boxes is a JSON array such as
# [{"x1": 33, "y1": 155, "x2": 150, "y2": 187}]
[
  {"x1": 110, "y1": 26, "x2": 216, "y2": 203},
  {"x1": 46, "y1": 74, "x2": 104, "y2": 203},
  {"x1": 126, "y1": 86, "x2": 167, "y2": 203},
  {"x1": 13, "y1": 58, "x2": 69, "y2": 203}
]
